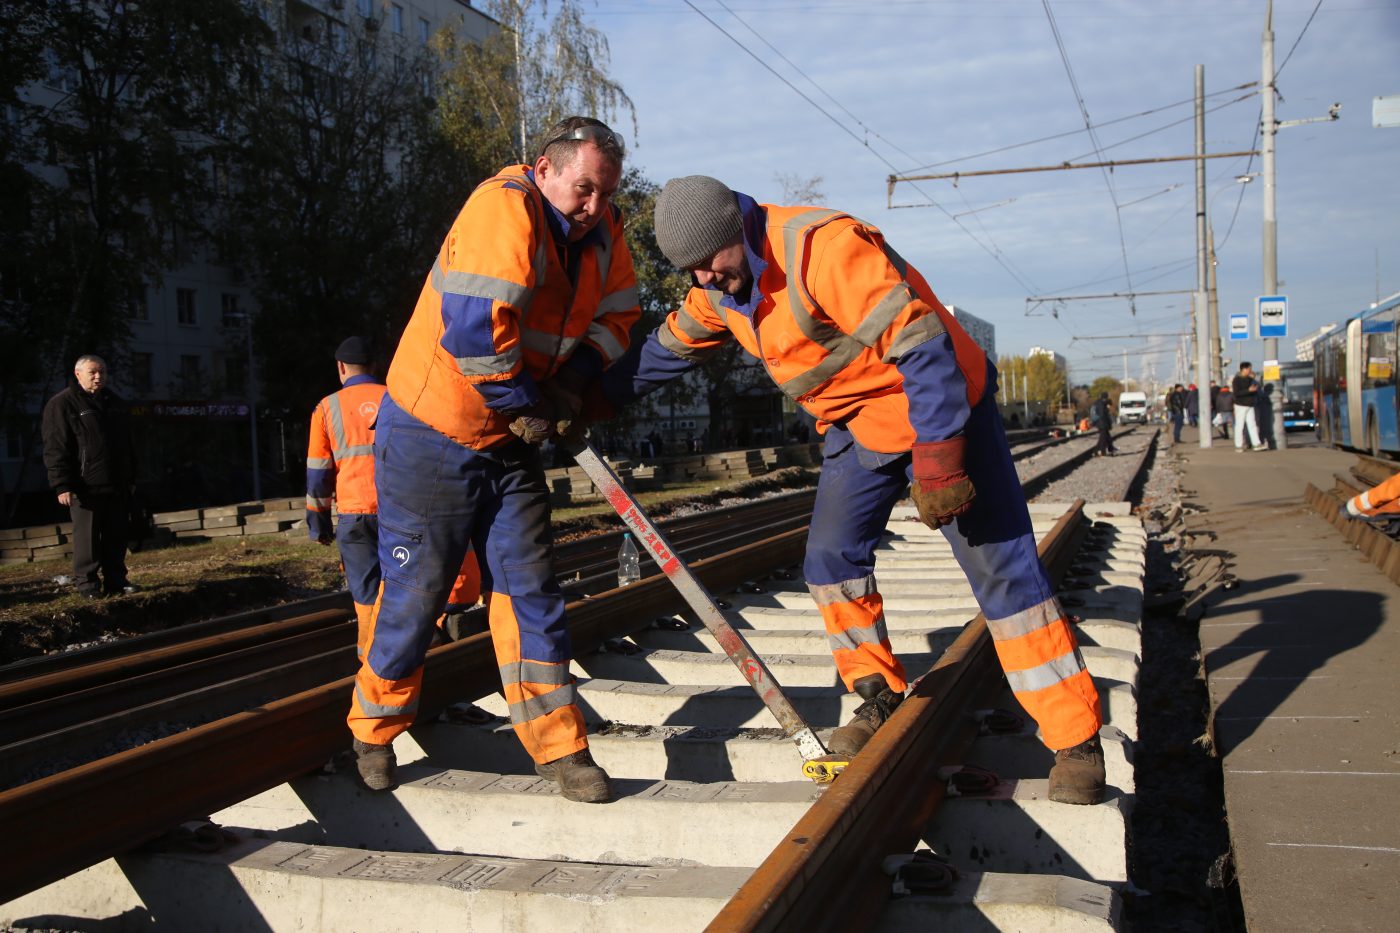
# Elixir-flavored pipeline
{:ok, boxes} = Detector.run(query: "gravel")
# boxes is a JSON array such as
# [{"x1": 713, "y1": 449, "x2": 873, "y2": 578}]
[
  {"x1": 1122, "y1": 442, "x2": 1246, "y2": 932},
  {"x1": 1029, "y1": 428, "x2": 1160, "y2": 504}
]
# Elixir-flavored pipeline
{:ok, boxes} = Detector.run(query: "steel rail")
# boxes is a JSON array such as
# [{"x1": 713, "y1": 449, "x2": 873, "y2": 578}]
[
  {"x1": 0, "y1": 529, "x2": 808, "y2": 903},
  {"x1": 705, "y1": 501, "x2": 1088, "y2": 932},
  {"x1": 0, "y1": 492, "x2": 819, "y2": 698},
  {"x1": 2, "y1": 446, "x2": 1106, "y2": 906},
  {"x1": 1112, "y1": 428, "x2": 1161, "y2": 504}
]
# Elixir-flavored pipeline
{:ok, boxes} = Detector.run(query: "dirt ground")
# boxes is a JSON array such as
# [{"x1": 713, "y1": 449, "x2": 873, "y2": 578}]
[{"x1": 0, "y1": 468, "x2": 819, "y2": 666}]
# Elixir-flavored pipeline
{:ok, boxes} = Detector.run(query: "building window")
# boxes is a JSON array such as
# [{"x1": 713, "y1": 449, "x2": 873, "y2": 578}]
[
  {"x1": 357, "y1": 0, "x2": 373, "y2": 17},
  {"x1": 179, "y1": 354, "x2": 203, "y2": 395},
  {"x1": 417, "y1": 16, "x2": 430, "y2": 43},
  {"x1": 225, "y1": 355, "x2": 248, "y2": 395},
  {"x1": 391, "y1": 4, "x2": 403, "y2": 34},
  {"x1": 221, "y1": 293, "x2": 242, "y2": 327},
  {"x1": 176, "y1": 288, "x2": 197, "y2": 325},
  {"x1": 129, "y1": 286, "x2": 149, "y2": 321},
  {"x1": 132, "y1": 352, "x2": 153, "y2": 394}
]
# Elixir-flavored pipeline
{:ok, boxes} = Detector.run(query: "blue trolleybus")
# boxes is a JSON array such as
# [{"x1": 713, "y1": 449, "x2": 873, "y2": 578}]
[{"x1": 1316, "y1": 292, "x2": 1400, "y2": 455}]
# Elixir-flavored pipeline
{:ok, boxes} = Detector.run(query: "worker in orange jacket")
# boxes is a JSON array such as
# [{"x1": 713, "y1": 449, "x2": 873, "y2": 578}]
[
  {"x1": 307, "y1": 338, "x2": 481, "y2": 660},
  {"x1": 601, "y1": 176, "x2": 1105, "y2": 804},
  {"x1": 307, "y1": 337, "x2": 388, "y2": 649},
  {"x1": 1345, "y1": 472, "x2": 1400, "y2": 521},
  {"x1": 348, "y1": 117, "x2": 639, "y2": 803}
]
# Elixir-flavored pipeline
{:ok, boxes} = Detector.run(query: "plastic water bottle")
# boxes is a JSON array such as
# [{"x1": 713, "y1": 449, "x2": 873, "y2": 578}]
[{"x1": 617, "y1": 532, "x2": 641, "y2": 587}]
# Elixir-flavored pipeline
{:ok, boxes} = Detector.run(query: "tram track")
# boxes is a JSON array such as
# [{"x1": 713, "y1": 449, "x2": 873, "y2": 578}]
[{"x1": 2, "y1": 428, "x2": 1151, "y2": 929}]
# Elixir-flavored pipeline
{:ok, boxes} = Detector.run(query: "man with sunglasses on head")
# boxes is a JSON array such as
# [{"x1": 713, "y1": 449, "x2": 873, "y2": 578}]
[
  {"x1": 348, "y1": 117, "x2": 639, "y2": 803},
  {"x1": 600, "y1": 176, "x2": 1107, "y2": 805}
]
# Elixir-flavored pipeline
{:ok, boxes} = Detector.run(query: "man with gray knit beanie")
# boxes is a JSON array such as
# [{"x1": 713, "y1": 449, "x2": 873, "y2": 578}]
[{"x1": 603, "y1": 176, "x2": 1107, "y2": 805}]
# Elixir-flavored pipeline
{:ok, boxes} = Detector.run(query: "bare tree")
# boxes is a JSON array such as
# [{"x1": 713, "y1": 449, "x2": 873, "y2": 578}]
[{"x1": 774, "y1": 172, "x2": 825, "y2": 205}]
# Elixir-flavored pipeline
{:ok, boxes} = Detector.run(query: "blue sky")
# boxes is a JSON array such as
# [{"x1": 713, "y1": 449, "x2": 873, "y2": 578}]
[{"x1": 587, "y1": 0, "x2": 1400, "y2": 386}]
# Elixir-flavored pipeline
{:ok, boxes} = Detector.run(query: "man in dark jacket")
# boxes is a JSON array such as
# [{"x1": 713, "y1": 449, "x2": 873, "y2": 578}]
[
  {"x1": 1167, "y1": 384, "x2": 1186, "y2": 443},
  {"x1": 42, "y1": 354, "x2": 139, "y2": 598},
  {"x1": 1231, "y1": 361, "x2": 1264, "y2": 451},
  {"x1": 1091, "y1": 392, "x2": 1115, "y2": 456}
]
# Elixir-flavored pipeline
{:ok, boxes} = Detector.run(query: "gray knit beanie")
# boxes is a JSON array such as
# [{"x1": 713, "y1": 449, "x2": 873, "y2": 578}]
[{"x1": 654, "y1": 175, "x2": 743, "y2": 269}]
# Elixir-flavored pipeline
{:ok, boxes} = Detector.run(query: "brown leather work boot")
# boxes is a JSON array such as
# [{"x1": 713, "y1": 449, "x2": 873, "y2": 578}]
[
  {"x1": 536, "y1": 747, "x2": 612, "y2": 803},
  {"x1": 353, "y1": 738, "x2": 397, "y2": 791},
  {"x1": 1048, "y1": 733, "x2": 1106, "y2": 804},
  {"x1": 827, "y1": 674, "x2": 904, "y2": 757}
]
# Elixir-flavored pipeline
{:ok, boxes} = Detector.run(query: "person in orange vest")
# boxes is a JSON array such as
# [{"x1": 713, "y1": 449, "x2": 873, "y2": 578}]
[
  {"x1": 307, "y1": 338, "x2": 481, "y2": 660},
  {"x1": 348, "y1": 117, "x2": 639, "y2": 803},
  {"x1": 307, "y1": 337, "x2": 386, "y2": 650},
  {"x1": 601, "y1": 176, "x2": 1105, "y2": 804},
  {"x1": 1345, "y1": 472, "x2": 1400, "y2": 522}
]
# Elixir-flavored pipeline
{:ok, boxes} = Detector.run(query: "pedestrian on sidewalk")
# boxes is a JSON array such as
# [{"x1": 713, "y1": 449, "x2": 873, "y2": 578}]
[
  {"x1": 42, "y1": 354, "x2": 139, "y2": 599},
  {"x1": 1167, "y1": 384, "x2": 1186, "y2": 443},
  {"x1": 1232, "y1": 362, "x2": 1265, "y2": 451},
  {"x1": 1213, "y1": 384, "x2": 1234, "y2": 439},
  {"x1": 599, "y1": 174, "x2": 1106, "y2": 804},
  {"x1": 1186, "y1": 383, "x2": 1199, "y2": 427}
]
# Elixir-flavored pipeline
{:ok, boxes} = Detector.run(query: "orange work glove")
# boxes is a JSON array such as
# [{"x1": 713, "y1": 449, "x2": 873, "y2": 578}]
[{"x1": 909, "y1": 436, "x2": 976, "y2": 528}]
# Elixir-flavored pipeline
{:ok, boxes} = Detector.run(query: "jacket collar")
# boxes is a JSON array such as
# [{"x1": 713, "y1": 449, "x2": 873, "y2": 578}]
[{"x1": 342, "y1": 374, "x2": 381, "y2": 389}]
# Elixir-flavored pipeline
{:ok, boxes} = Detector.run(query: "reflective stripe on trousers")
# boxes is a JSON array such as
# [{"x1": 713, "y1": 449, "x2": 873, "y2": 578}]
[
  {"x1": 804, "y1": 394, "x2": 1101, "y2": 750},
  {"x1": 347, "y1": 398, "x2": 588, "y2": 763}
]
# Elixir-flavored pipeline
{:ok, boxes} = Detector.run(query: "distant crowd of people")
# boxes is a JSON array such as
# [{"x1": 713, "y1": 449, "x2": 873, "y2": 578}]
[{"x1": 1164, "y1": 361, "x2": 1275, "y2": 451}]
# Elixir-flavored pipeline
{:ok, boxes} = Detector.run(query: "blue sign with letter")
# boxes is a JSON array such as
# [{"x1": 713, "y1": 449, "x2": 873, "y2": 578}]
[
  {"x1": 1258, "y1": 295, "x2": 1288, "y2": 338},
  {"x1": 1229, "y1": 312, "x2": 1250, "y2": 341}
]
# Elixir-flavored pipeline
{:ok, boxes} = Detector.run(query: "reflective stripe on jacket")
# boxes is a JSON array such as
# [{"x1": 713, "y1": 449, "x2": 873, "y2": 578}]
[
  {"x1": 1347, "y1": 471, "x2": 1400, "y2": 518},
  {"x1": 307, "y1": 377, "x2": 384, "y2": 521},
  {"x1": 657, "y1": 205, "x2": 987, "y2": 453},
  {"x1": 386, "y1": 164, "x2": 639, "y2": 449}
]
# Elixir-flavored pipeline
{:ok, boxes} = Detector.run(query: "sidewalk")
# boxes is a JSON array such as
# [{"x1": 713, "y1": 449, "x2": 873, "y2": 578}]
[{"x1": 1174, "y1": 427, "x2": 1400, "y2": 931}]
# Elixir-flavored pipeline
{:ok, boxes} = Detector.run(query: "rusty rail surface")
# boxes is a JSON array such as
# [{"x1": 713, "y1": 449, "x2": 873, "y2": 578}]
[
  {"x1": 706, "y1": 502, "x2": 1088, "y2": 933},
  {"x1": 0, "y1": 529, "x2": 807, "y2": 904}
]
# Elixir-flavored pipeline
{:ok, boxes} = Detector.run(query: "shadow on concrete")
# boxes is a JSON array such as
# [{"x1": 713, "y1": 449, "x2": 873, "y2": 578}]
[{"x1": 1204, "y1": 574, "x2": 1383, "y2": 755}]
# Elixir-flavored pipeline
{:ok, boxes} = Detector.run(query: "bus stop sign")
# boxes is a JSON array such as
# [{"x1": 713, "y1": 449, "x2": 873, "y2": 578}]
[
  {"x1": 1229, "y1": 312, "x2": 1250, "y2": 341},
  {"x1": 1258, "y1": 295, "x2": 1288, "y2": 338}
]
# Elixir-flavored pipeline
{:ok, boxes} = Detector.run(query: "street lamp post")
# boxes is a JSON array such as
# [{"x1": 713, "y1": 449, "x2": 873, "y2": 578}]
[
  {"x1": 229, "y1": 312, "x2": 261, "y2": 502},
  {"x1": 1207, "y1": 174, "x2": 1257, "y2": 386}
]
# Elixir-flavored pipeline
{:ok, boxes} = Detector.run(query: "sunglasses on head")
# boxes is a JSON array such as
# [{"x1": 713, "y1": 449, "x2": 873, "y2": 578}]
[{"x1": 541, "y1": 123, "x2": 624, "y2": 156}]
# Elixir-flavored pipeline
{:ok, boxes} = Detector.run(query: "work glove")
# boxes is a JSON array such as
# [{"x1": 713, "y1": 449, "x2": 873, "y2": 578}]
[
  {"x1": 507, "y1": 367, "x2": 590, "y2": 445},
  {"x1": 507, "y1": 404, "x2": 555, "y2": 445},
  {"x1": 539, "y1": 366, "x2": 589, "y2": 438},
  {"x1": 909, "y1": 436, "x2": 976, "y2": 528}
]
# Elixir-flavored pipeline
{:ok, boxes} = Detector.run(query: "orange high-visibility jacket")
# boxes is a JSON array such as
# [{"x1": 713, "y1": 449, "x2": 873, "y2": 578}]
[
  {"x1": 387, "y1": 165, "x2": 640, "y2": 449},
  {"x1": 306, "y1": 377, "x2": 384, "y2": 531},
  {"x1": 658, "y1": 207, "x2": 987, "y2": 453},
  {"x1": 1347, "y1": 471, "x2": 1400, "y2": 518}
]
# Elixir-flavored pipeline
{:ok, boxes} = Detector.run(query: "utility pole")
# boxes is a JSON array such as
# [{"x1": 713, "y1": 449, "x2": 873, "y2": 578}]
[
  {"x1": 1208, "y1": 225, "x2": 1222, "y2": 385},
  {"x1": 1261, "y1": 3, "x2": 1284, "y2": 449},
  {"x1": 1195, "y1": 64, "x2": 1212, "y2": 448}
]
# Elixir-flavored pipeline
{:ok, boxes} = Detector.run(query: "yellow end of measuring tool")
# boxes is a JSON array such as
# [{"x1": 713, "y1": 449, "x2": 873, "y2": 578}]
[{"x1": 802, "y1": 755, "x2": 851, "y2": 784}]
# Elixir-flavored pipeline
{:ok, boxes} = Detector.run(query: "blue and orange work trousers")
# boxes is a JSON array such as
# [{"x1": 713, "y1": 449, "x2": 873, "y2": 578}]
[
  {"x1": 336, "y1": 513, "x2": 481, "y2": 659},
  {"x1": 334, "y1": 513, "x2": 380, "y2": 657},
  {"x1": 348, "y1": 398, "x2": 586, "y2": 765},
  {"x1": 804, "y1": 394, "x2": 1102, "y2": 752}
]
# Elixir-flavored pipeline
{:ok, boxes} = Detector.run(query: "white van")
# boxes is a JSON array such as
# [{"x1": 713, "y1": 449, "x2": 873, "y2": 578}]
[{"x1": 1118, "y1": 391, "x2": 1148, "y2": 424}]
